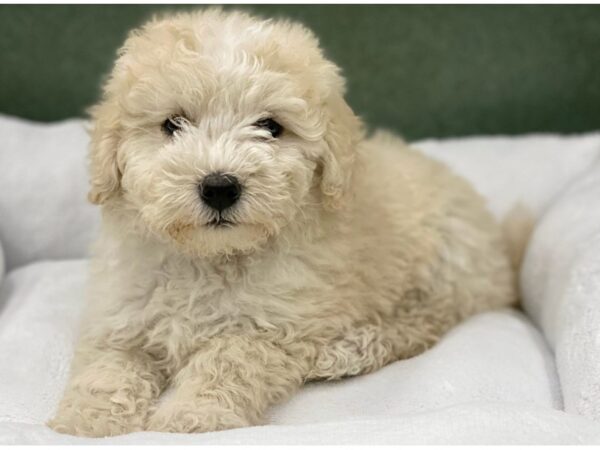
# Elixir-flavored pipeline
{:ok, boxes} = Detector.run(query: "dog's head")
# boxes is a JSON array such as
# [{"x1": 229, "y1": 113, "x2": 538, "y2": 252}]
[{"x1": 89, "y1": 9, "x2": 363, "y2": 256}]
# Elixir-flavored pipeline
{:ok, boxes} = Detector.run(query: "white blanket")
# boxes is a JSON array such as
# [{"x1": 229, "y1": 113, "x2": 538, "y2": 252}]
[
  {"x1": 0, "y1": 114, "x2": 99, "y2": 271},
  {"x1": 2, "y1": 116, "x2": 600, "y2": 443},
  {"x1": 0, "y1": 238, "x2": 4, "y2": 286},
  {"x1": 522, "y1": 161, "x2": 600, "y2": 423}
]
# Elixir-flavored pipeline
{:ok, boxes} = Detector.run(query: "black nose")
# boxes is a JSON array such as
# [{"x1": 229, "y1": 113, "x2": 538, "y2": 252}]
[{"x1": 199, "y1": 173, "x2": 241, "y2": 212}]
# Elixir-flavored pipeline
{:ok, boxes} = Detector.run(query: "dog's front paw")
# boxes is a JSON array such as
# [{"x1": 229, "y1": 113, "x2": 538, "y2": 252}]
[
  {"x1": 146, "y1": 399, "x2": 250, "y2": 434},
  {"x1": 48, "y1": 409, "x2": 140, "y2": 438},
  {"x1": 47, "y1": 391, "x2": 147, "y2": 437}
]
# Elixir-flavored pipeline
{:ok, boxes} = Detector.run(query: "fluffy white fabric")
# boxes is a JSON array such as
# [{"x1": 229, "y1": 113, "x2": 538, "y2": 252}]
[
  {"x1": 2, "y1": 114, "x2": 600, "y2": 442},
  {"x1": 415, "y1": 133, "x2": 600, "y2": 220},
  {"x1": 0, "y1": 238, "x2": 4, "y2": 286},
  {"x1": 1, "y1": 404, "x2": 599, "y2": 444},
  {"x1": 522, "y1": 159, "x2": 600, "y2": 423},
  {"x1": 0, "y1": 114, "x2": 99, "y2": 271}
]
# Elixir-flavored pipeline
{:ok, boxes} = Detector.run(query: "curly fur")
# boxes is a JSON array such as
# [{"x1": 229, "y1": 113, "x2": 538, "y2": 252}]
[{"x1": 48, "y1": 8, "x2": 516, "y2": 437}]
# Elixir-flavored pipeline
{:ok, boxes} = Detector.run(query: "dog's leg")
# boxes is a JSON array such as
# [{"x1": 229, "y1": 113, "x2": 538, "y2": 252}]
[
  {"x1": 146, "y1": 335, "x2": 307, "y2": 433},
  {"x1": 48, "y1": 346, "x2": 164, "y2": 437},
  {"x1": 306, "y1": 324, "x2": 398, "y2": 381}
]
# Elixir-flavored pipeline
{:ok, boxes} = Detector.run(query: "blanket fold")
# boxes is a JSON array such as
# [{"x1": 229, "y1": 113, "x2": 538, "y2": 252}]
[{"x1": 522, "y1": 160, "x2": 600, "y2": 423}]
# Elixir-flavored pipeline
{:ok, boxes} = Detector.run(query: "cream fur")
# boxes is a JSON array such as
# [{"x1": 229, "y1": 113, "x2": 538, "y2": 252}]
[{"x1": 48, "y1": 9, "x2": 516, "y2": 437}]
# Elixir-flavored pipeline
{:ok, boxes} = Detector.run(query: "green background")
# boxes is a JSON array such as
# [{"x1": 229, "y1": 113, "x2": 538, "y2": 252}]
[{"x1": 1, "y1": 5, "x2": 600, "y2": 139}]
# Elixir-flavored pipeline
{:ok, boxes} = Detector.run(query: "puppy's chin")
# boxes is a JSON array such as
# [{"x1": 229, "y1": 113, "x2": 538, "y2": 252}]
[{"x1": 165, "y1": 221, "x2": 273, "y2": 257}]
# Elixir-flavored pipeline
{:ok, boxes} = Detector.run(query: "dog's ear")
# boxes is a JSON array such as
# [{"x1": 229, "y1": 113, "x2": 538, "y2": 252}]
[
  {"x1": 87, "y1": 100, "x2": 122, "y2": 205},
  {"x1": 320, "y1": 93, "x2": 363, "y2": 210}
]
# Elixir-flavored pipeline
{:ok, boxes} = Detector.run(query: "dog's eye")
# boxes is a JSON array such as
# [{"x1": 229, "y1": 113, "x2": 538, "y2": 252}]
[
  {"x1": 254, "y1": 118, "x2": 283, "y2": 138},
  {"x1": 162, "y1": 116, "x2": 185, "y2": 136}
]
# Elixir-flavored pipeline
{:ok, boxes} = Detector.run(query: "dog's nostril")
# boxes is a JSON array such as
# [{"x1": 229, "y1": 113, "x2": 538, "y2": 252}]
[
  {"x1": 203, "y1": 189, "x2": 217, "y2": 199},
  {"x1": 199, "y1": 173, "x2": 241, "y2": 212},
  {"x1": 224, "y1": 186, "x2": 239, "y2": 199}
]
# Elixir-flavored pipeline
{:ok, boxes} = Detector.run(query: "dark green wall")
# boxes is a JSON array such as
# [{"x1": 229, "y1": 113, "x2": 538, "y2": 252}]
[{"x1": 1, "y1": 5, "x2": 600, "y2": 139}]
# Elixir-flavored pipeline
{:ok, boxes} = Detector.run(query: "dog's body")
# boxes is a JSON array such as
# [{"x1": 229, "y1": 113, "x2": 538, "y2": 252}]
[{"x1": 49, "y1": 9, "x2": 515, "y2": 437}]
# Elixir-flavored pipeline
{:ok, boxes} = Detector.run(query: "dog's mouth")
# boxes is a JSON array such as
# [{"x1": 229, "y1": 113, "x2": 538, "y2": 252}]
[{"x1": 206, "y1": 217, "x2": 235, "y2": 228}]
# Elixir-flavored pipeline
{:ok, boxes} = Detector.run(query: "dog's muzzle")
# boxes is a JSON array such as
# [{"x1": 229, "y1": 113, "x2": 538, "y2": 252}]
[{"x1": 199, "y1": 173, "x2": 241, "y2": 212}]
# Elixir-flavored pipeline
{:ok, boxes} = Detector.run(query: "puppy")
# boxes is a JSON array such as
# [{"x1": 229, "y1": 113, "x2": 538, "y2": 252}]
[{"x1": 49, "y1": 9, "x2": 515, "y2": 437}]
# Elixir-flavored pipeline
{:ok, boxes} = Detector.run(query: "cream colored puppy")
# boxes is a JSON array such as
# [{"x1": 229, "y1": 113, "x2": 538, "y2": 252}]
[{"x1": 49, "y1": 9, "x2": 515, "y2": 437}]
